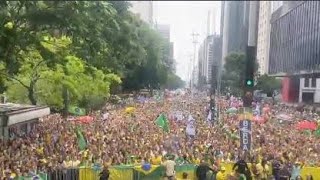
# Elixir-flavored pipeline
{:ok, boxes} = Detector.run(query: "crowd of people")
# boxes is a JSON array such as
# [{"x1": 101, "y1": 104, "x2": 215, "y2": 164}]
[{"x1": 0, "y1": 90, "x2": 319, "y2": 180}]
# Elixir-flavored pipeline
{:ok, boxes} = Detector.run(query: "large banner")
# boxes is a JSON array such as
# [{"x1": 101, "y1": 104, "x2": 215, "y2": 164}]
[{"x1": 239, "y1": 120, "x2": 252, "y2": 151}]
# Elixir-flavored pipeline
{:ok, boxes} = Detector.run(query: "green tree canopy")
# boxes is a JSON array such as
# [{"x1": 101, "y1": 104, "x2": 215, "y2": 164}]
[
  {"x1": 255, "y1": 74, "x2": 281, "y2": 96},
  {"x1": 221, "y1": 52, "x2": 258, "y2": 96},
  {"x1": 0, "y1": 1, "x2": 179, "y2": 110}
]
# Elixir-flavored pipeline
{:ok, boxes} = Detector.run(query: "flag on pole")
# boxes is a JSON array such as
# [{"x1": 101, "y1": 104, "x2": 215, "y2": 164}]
[
  {"x1": 68, "y1": 106, "x2": 86, "y2": 116},
  {"x1": 75, "y1": 126, "x2": 87, "y2": 151},
  {"x1": 155, "y1": 114, "x2": 169, "y2": 133}
]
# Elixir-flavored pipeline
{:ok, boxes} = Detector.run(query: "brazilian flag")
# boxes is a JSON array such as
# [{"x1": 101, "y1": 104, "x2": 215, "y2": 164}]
[
  {"x1": 75, "y1": 126, "x2": 87, "y2": 151},
  {"x1": 68, "y1": 106, "x2": 86, "y2": 116},
  {"x1": 155, "y1": 114, "x2": 169, "y2": 133}
]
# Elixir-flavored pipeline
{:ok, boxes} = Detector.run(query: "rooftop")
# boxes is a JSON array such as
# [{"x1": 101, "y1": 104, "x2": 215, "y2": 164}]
[{"x1": 0, "y1": 103, "x2": 48, "y2": 116}]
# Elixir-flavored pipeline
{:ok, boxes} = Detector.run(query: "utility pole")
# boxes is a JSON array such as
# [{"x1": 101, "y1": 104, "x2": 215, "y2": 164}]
[
  {"x1": 187, "y1": 54, "x2": 193, "y2": 89},
  {"x1": 191, "y1": 32, "x2": 199, "y2": 91},
  {"x1": 239, "y1": 1, "x2": 258, "y2": 153}
]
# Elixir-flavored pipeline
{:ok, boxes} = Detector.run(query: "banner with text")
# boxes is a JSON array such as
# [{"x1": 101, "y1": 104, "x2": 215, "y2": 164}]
[{"x1": 239, "y1": 120, "x2": 252, "y2": 151}]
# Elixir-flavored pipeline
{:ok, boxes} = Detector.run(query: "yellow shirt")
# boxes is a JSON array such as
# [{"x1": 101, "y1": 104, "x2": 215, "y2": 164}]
[
  {"x1": 216, "y1": 171, "x2": 227, "y2": 180},
  {"x1": 36, "y1": 147, "x2": 44, "y2": 155},
  {"x1": 151, "y1": 156, "x2": 162, "y2": 165},
  {"x1": 193, "y1": 158, "x2": 200, "y2": 165},
  {"x1": 256, "y1": 163, "x2": 270, "y2": 179}
]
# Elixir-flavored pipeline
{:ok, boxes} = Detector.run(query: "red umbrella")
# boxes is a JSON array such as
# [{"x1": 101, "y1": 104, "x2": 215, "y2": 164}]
[
  {"x1": 76, "y1": 116, "x2": 94, "y2": 124},
  {"x1": 296, "y1": 120, "x2": 317, "y2": 130}
]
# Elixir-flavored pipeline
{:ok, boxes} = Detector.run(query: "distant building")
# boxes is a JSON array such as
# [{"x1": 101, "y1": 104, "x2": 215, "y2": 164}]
[
  {"x1": 129, "y1": 1, "x2": 153, "y2": 25},
  {"x1": 198, "y1": 35, "x2": 222, "y2": 90},
  {"x1": 169, "y1": 42, "x2": 176, "y2": 72},
  {"x1": 221, "y1": 1, "x2": 250, "y2": 64},
  {"x1": 155, "y1": 24, "x2": 175, "y2": 72},
  {"x1": 156, "y1": 24, "x2": 170, "y2": 41},
  {"x1": 256, "y1": 1, "x2": 272, "y2": 75}
]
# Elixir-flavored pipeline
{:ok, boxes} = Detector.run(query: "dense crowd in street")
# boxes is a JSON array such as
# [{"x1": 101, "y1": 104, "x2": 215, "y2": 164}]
[{"x1": 0, "y1": 90, "x2": 319, "y2": 179}]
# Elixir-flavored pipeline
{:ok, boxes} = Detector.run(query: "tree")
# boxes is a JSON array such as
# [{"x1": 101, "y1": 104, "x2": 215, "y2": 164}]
[
  {"x1": 3, "y1": 35, "x2": 120, "y2": 109},
  {"x1": 0, "y1": 1, "x2": 178, "y2": 109},
  {"x1": 1, "y1": 35, "x2": 72, "y2": 105},
  {"x1": 221, "y1": 52, "x2": 258, "y2": 96},
  {"x1": 221, "y1": 53, "x2": 246, "y2": 96},
  {"x1": 165, "y1": 73, "x2": 185, "y2": 90},
  {"x1": 255, "y1": 74, "x2": 281, "y2": 97}
]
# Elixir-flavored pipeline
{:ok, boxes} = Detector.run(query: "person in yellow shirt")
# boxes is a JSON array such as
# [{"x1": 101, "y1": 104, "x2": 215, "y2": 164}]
[
  {"x1": 216, "y1": 166, "x2": 227, "y2": 180},
  {"x1": 255, "y1": 159, "x2": 270, "y2": 180},
  {"x1": 151, "y1": 152, "x2": 162, "y2": 165}
]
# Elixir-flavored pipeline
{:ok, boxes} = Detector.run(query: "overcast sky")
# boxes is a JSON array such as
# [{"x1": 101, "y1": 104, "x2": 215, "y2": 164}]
[{"x1": 154, "y1": 1, "x2": 221, "y2": 81}]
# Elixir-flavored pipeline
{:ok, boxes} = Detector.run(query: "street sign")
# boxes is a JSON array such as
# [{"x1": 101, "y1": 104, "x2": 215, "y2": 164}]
[{"x1": 239, "y1": 119, "x2": 252, "y2": 151}]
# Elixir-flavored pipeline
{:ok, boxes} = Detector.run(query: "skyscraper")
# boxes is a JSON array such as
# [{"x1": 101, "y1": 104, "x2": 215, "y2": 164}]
[
  {"x1": 156, "y1": 24, "x2": 170, "y2": 41},
  {"x1": 221, "y1": 1, "x2": 250, "y2": 64},
  {"x1": 129, "y1": 1, "x2": 153, "y2": 25},
  {"x1": 256, "y1": 1, "x2": 271, "y2": 75}
]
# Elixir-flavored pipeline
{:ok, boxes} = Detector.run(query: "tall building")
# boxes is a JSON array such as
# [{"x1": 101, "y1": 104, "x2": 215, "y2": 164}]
[
  {"x1": 169, "y1": 42, "x2": 175, "y2": 72},
  {"x1": 198, "y1": 36, "x2": 213, "y2": 85},
  {"x1": 221, "y1": 1, "x2": 250, "y2": 65},
  {"x1": 197, "y1": 35, "x2": 222, "y2": 89},
  {"x1": 268, "y1": 1, "x2": 319, "y2": 103},
  {"x1": 156, "y1": 24, "x2": 170, "y2": 40},
  {"x1": 155, "y1": 24, "x2": 175, "y2": 72},
  {"x1": 129, "y1": 1, "x2": 153, "y2": 25},
  {"x1": 256, "y1": 1, "x2": 272, "y2": 75}
]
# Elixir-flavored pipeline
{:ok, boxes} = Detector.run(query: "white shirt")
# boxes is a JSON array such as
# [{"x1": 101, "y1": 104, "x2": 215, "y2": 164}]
[{"x1": 162, "y1": 160, "x2": 176, "y2": 176}]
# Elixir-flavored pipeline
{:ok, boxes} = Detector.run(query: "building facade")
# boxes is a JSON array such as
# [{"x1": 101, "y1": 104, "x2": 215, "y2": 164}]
[
  {"x1": 129, "y1": 1, "x2": 153, "y2": 25},
  {"x1": 155, "y1": 24, "x2": 176, "y2": 74},
  {"x1": 256, "y1": 1, "x2": 272, "y2": 75},
  {"x1": 197, "y1": 35, "x2": 222, "y2": 89},
  {"x1": 198, "y1": 36, "x2": 213, "y2": 85},
  {"x1": 269, "y1": 1, "x2": 320, "y2": 103},
  {"x1": 221, "y1": 1, "x2": 250, "y2": 65},
  {"x1": 156, "y1": 24, "x2": 171, "y2": 41}
]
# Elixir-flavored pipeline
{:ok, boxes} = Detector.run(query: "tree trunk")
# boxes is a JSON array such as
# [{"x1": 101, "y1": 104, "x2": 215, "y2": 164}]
[{"x1": 28, "y1": 85, "x2": 37, "y2": 105}]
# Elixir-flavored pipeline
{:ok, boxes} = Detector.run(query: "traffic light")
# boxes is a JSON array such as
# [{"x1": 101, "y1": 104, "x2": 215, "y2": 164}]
[
  {"x1": 245, "y1": 79, "x2": 254, "y2": 87},
  {"x1": 244, "y1": 47, "x2": 255, "y2": 88}
]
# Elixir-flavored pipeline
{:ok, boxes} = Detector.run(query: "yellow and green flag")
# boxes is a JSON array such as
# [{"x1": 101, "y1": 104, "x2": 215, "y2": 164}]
[
  {"x1": 155, "y1": 114, "x2": 169, "y2": 133},
  {"x1": 75, "y1": 126, "x2": 87, "y2": 151},
  {"x1": 68, "y1": 106, "x2": 86, "y2": 116}
]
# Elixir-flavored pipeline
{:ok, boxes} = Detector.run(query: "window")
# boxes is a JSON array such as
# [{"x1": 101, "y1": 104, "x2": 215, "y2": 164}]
[
  {"x1": 304, "y1": 78, "x2": 309, "y2": 87},
  {"x1": 312, "y1": 78, "x2": 316, "y2": 87}
]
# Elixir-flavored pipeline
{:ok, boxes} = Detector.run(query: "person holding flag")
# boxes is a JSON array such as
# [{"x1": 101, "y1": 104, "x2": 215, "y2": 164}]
[{"x1": 155, "y1": 113, "x2": 170, "y2": 133}]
